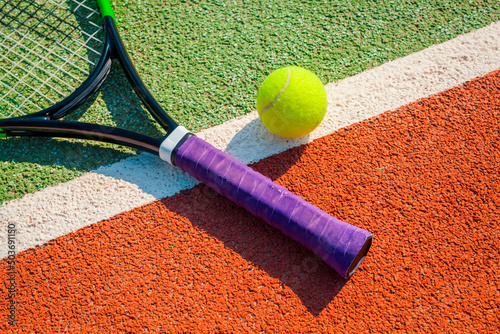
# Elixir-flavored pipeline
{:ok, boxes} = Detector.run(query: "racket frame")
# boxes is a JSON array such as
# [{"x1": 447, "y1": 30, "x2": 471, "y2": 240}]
[
  {"x1": 0, "y1": 14, "x2": 180, "y2": 156},
  {"x1": 0, "y1": 0, "x2": 373, "y2": 278}
]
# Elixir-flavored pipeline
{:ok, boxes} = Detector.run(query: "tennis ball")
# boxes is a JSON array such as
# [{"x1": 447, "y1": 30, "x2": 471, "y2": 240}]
[{"x1": 256, "y1": 66, "x2": 328, "y2": 138}]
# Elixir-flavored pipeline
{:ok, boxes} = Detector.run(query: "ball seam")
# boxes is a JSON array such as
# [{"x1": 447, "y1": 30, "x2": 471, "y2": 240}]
[{"x1": 259, "y1": 67, "x2": 291, "y2": 117}]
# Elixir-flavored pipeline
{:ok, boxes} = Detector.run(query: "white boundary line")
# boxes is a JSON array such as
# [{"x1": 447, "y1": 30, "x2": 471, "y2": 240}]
[{"x1": 1, "y1": 21, "x2": 500, "y2": 258}]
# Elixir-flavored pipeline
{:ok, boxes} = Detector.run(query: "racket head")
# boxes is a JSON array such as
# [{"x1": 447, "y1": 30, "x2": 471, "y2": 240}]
[{"x1": 0, "y1": 0, "x2": 107, "y2": 120}]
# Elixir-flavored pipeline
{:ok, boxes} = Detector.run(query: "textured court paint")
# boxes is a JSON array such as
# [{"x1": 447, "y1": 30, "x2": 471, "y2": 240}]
[
  {"x1": 1, "y1": 22, "x2": 500, "y2": 258},
  {"x1": 1, "y1": 70, "x2": 498, "y2": 332}
]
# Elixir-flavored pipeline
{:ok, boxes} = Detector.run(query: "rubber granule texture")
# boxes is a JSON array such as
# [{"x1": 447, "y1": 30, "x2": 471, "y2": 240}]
[{"x1": 1, "y1": 70, "x2": 499, "y2": 332}]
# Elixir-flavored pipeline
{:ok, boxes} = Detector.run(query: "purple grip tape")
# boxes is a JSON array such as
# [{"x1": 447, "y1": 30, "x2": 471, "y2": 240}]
[{"x1": 175, "y1": 136, "x2": 372, "y2": 278}]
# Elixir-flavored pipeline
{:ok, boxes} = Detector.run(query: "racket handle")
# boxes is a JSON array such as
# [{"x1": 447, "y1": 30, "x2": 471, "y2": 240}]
[{"x1": 172, "y1": 135, "x2": 372, "y2": 278}]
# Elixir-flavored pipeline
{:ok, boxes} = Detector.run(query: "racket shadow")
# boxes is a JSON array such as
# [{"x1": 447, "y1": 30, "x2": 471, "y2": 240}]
[
  {"x1": 160, "y1": 144, "x2": 350, "y2": 316},
  {"x1": 0, "y1": 61, "x2": 166, "y2": 171},
  {"x1": 0, "y1": 91, "x2": 126, "y2": 172}
]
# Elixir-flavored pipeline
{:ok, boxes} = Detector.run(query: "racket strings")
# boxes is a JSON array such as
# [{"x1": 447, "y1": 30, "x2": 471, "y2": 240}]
[
  {"x1": 0, "y1": 0, "x2": 104, "y2": 118},
  {"x1": 0, "y1": 2, "x2": 80, "y2": 108}
]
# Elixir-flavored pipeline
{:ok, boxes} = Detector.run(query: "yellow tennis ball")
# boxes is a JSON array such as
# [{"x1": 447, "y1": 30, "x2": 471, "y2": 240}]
[{"x1": 256, "y1": 66, "x2": 328, "y2": 138}]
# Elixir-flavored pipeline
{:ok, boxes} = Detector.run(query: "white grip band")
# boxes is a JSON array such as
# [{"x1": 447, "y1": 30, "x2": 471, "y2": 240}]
[{"x1": 159, "y1": 126, "x2": 191, "y2": 165}]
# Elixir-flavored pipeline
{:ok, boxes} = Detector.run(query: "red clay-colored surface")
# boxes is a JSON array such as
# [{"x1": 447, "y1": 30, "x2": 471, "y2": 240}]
[{"x1": 1, "y1": 70, "x2": 500, "y2": 332}]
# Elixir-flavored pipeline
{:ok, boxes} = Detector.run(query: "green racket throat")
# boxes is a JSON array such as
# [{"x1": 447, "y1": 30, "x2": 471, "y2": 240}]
[{"x1": 97, "y1": 0, "x2": 116, "y2": 20}]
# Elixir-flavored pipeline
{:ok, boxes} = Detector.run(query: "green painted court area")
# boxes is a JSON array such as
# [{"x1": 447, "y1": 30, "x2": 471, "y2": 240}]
[{"x1": 1, "y1": 0, "x2": 499, "y2": 204}]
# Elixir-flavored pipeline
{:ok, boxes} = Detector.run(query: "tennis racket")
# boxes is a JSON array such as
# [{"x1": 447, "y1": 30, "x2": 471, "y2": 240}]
[{"x1": 0, "y1": 0, "x2": 372, "y2": 278}]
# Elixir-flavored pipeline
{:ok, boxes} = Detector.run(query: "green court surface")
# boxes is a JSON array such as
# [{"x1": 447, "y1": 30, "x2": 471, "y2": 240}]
[{"x1": 1, "y1": 0, "x2": 499, "y2": 204}]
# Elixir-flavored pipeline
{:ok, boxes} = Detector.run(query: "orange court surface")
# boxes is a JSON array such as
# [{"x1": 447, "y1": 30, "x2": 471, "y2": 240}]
[{"x1": 1, "y1": 68, "x2": 499, "y2": 332}]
